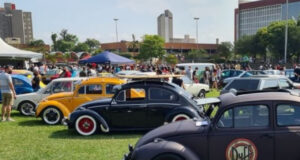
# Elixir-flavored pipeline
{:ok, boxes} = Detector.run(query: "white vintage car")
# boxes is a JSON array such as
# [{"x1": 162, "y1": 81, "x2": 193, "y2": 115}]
[
  {"x1": 181, "y1": 76, "x2": 210, "y2": 98},
  {"x1": 13, "y1": 77, "x2": 86, "y2": 116}
]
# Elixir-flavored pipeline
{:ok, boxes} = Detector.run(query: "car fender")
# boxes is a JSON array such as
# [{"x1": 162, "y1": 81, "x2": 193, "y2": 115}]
[
  {"x1": 35, "y1": 101, "x2": 70, "y2": 118},
  {"x1": 69, "y1": 110, "x2": 109, "y2": 132},
  {"x1": 16, "y1": 100, "x2": 36, "y2": 110},
  {"x1": 131, "y1": 139, "x2": 199, "y2": 160},
  {"x1": 165, "y1": 107, "x2": 199, "y2": 122}
]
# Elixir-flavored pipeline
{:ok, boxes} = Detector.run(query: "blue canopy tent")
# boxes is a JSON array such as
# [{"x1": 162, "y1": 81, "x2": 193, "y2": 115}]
[{"x1": 79, "y1": 51, "x2": 135, "y2": 64}]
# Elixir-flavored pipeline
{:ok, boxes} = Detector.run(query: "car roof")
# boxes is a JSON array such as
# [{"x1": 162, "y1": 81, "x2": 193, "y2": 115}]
[
  {"x1": 121, "y1": 80, "x2": 177, "y2": 89},
  {"x1": 233, "y1": 75, "x2": 287, "y2": 80},
  {"x1": 80, "y1": 77, "x2": 125, "y2": 85},
  {"x1": 220, "y1": 91, "x2": 300, "y2": 107},
  {"x1": 12, "y1": 74, "x2": 31, "y2": 84},
  {"x1": 52, "y1": 77, "x2": 87, "y2": 82}
]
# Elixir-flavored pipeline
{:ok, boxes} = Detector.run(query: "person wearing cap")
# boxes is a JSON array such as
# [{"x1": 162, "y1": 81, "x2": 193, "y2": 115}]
[{"x1": 0, "y1": 66, "x2": 16, "y2": 122}]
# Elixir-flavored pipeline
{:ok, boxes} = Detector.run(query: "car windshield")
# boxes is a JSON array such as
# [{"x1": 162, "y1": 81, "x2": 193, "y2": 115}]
[
  {"x1": 170, "y1": 82, "x2": 193, "y2": 99},
  {"x1": 242, "y1": 72, "x2": 253, "y2": 77},
  {"x1": 181, "y1": 76, "x2": 192, "y2": 84},
  {"x1": 225, "y1": 79, "x2": 259, "y2": 91}
]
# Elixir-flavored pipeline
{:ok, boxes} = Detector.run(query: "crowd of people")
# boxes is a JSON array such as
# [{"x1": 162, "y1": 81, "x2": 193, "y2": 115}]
[{"x1": 26, "y1": 62, "x2": 300, "y2": 92}]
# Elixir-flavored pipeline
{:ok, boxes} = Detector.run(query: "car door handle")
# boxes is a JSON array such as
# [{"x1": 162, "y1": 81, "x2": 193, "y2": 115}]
[{"x1": 260, "y1": 133, "x2": 273, "y2": 139}]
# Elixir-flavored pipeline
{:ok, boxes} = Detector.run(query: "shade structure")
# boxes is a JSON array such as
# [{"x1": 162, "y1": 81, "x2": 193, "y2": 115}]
[
  {"x1": 79, "y1": 51, "x2": 135, "y2": 64},
  {"x1": 0, "y1": 38, "x2": 42, "y2": 59}
]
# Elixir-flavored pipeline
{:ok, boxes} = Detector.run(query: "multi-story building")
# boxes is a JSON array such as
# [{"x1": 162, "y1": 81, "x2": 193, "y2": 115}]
[
  {"x1": 158, "y1": 10, "x2": 173, "y2": 42},
  {"x1": 0, "y1": 3, "x2": 33, "y2": 44},
  {"x1": 235, "y1": 0, "x2": 300, "y2": 40}
]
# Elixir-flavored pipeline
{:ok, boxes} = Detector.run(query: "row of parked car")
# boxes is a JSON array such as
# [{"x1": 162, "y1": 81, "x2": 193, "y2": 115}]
[
  {"x1": 9, "y1": 67, "x2": 300, "y2": 160},
  {"x1": 11, "y1": 73, "x2": 211, "y2": 136},
  {"x1": 122, "y1": 69, "x2": 300, "y2": 160}
]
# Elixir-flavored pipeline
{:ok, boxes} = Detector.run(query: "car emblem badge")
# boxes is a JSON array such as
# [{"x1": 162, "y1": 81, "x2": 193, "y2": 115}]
[{"x1": 226, "y1": 138, "x2": 258, "y2": 160}]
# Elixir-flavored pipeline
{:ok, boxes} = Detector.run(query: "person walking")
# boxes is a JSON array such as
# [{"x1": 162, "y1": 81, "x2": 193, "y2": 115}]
[
  {"x1": 32, "y1": 70, "x2": 41, "y2": 92},
  {"x1": 204, "y1": 67, "x2": 211, "y2": 86},
  {"x1": 0, "y1": 66, "x2": 16, "y2": 122},
  {"x1": 186, "y1": 66, "x2": 193, "y2": 80},
  {"x1": 79, "y1": 66, "x2": 87, "y2": 77}
]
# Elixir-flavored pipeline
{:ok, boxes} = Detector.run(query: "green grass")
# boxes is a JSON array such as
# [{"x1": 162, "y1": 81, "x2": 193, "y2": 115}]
[
  {"x1": 0, "y1": 90, "x2": 220, "y2": 160},
  {"x1": 0, "y1": 112, "x2": 142, "y2": 160}
]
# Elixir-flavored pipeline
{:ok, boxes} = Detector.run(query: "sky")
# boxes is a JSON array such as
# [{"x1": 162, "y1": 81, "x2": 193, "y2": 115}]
[{"x1": 1, "y1": 0, "x2": 238, "y2": 44}]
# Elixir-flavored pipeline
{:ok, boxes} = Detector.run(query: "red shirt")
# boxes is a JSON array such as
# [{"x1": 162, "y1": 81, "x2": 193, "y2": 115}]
[{"x1": 64, "y1": 71, "x2": 71, "y2": 77}]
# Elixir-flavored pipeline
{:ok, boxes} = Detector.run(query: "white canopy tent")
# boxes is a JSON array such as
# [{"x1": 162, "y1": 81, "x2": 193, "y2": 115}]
[{"x1": 0, "y1": 38, "x2": 42, "y2": 59}]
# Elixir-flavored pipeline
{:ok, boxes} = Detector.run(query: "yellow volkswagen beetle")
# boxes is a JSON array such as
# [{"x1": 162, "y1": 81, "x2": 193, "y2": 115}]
[{"x1": 35, "y1": 77, "x2": 125, "y2": 125}]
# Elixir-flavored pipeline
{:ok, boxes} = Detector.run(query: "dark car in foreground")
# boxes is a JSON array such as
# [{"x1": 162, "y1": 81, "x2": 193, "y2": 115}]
[
  {"x1": 67, "y1": 81, "x2": 203, "y2": 136},
  {"x1": 124, "y1": 90, "x2": 300, "y2": 160},
  {"x1": 221, "y1": 75, "x2": 295, "y2": 94}
]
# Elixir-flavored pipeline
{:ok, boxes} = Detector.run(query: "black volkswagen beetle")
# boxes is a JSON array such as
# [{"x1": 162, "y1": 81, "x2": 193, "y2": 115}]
[
  {"x1": 67, "y1": 80, "x2": 204, "y2": 136},
  {"x1": 124, "y1": 90, "x2": 300, "y2": 160}
]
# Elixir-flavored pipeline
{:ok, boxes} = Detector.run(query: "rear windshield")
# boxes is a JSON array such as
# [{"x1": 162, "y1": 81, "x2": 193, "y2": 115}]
[{"x1": 225, "y1": 80, "x2": 259, "y2": 91}]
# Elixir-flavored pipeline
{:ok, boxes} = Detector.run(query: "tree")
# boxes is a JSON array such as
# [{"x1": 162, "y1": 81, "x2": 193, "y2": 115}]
[
  {"x1": 52, "y1": 29, "x2": 79, "y2": 52},
  {"x1": 29, "y1": 39, "x2": 45, "y2": 47},
  {"x1": 45, "y1": 54, "x2": 57, "y2": 65},
  {"x1": 73, "y1": 43, "x2": 90, "y2": 52},
  {"x1": 138, "y1": 35, "x2": 165, "y2": 61},
  {"x1": 217, "y1": 42, "x2": 233, "y2": 59},
  {"x1": 165, "y1": 54, "x2": 178, "y2": 65},
  {"x1": 119, "y1": 52, "x2": 132, "y2": 59},
  {"x1": 85, "y1": 38, "x2": 100, "y2": 51},
  {"x1": 56, "y1": 40, "x2": 75, "y2": 52},
  {"x1": 186, "y1": 49, "x2": 207, "y2": 60},
  {"x1": 128, "y1": 34, "x2": 139, "y2": 52},
  {"x1": 51, "y1": 33, "x2": 58, "y2": 51},
  {"x1": 92, "y1": 48, "x2": 103, "y2": 56}
]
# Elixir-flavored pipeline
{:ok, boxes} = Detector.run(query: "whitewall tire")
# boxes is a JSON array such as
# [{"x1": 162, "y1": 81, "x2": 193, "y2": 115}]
[
  {"x1": 42, "y1": 107, "x2": 62, "y2": 125},
  {"x1": 75, "y1": 115, "x2": 97, "y2": 136},
  {"x1": 172, "y1": 114, "x2": 190, "y2": 122}
]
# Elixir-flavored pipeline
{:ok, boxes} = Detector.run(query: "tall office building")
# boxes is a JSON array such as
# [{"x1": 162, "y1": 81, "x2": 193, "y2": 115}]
[
  {"x1": 235, "y1": 0, "x2": 300, "y2": 40},
  {"x1": 0, "y1": 3, "x2": 33, "y2": 44},
  {"x1": 157, "y1": 10, "x2": 173, "y2": 42}
]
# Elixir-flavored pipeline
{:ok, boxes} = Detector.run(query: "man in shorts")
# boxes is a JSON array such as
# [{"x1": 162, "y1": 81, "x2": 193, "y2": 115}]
[{"x1": 0, "y1": 66, "x2": 16, "y2": 122}]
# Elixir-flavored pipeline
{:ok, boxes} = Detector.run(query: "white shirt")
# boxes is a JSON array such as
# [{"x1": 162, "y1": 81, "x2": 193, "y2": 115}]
[{"x1": 0, "y1": 72, "x2": 12, "y2": 94}]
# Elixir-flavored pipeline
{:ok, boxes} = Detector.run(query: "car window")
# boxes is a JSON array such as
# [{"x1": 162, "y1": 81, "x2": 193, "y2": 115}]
[
  {"x1": 277, "y1": 104, "x2": 300, "y2": 126},
  {"x1": 106, "y1": 84, "x2": 115, "y2": 94},
  {"x1": 232, "y1": 71, "x2": 242, "y2": 77},
  {"x1": 221, "y1": 71, "x2": 231, "y2": 79},
  {"x1": 149, "y1": 88, "x2": 177, "y2": 101},
  {"x1": 78, "y1": 86, "x2": 85, "y2": 94},
  {"x1": 86, "y1": 85, "x2": 102, "y2": 94},
  {"x1": 217, "y1": 109, "x2": 233, "y2": 128},
  {"x1": 262, "y1": 79, "x2": 279, "y2": 89},
  {"x1": 241, "y1": 72, "x2": 253, "y2": 77},
  {"x1": 116, "y1": 88, "x2": 146, "y2": 102},
  {"x1": 225, "y1": 80, "x2": 259, "y2": 91},
  {"x1": 217, "y1": 105, "x2": 269, "y2": 128},
  {"x1": 279, "y1": 79, "x2": 292, "y2": 89},
  {"x1": 52, "y1": 81, "x2": 72, "y2": 93},
  {"x1": 13, "y1": 78, "x2": 24, "y2": 86}
]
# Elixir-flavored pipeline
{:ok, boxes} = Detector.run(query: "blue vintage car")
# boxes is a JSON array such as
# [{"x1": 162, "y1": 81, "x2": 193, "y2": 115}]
[{"x1": 0, "y1": 75, "x2": 33, "y2": 101}]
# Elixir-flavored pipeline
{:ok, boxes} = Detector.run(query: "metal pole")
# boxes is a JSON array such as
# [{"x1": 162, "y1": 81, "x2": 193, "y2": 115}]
[
  {"x1": 284, "y1": 0, "x2": 288, "y2": 64},
  {"x1": 114, "y1": 18, "x2": 119, "y2": 42},
  {"x1": 194, "y1": 17, "x2": 199, "y2": 44}
]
